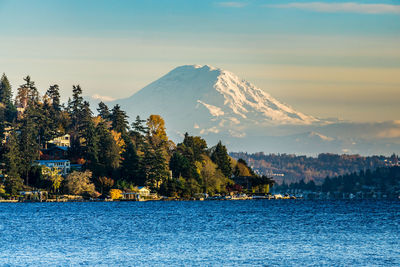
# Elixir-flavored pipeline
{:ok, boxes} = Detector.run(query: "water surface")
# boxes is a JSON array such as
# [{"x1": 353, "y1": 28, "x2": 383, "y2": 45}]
[{"x1": 0, "y1": 200, "x2": 399, "y2": 266}]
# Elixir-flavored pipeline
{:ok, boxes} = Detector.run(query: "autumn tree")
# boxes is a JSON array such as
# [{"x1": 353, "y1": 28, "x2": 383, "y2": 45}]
[
  {"x1": 233, "y1": 158, "x2": 254, "y2": 177},
  {"x1": 41, "y1": 166, "x2": 63, "y2": 193},
  {"x1": 198, "y1": 155, "x2": 231, "y2": 195},
  {"x1": 147, "y1": 114, "x2": 168, "y2": 147},
  {"x1": 65, "y1": 171, "x2": 96, "y2": 197},
  {"x1": 96, "y1": 176, "x2": 114, "y2": 195}
]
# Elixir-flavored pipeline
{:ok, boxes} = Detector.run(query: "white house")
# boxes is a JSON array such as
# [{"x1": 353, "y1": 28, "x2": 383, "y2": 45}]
[
  {"x1": 36, "y1": 160, "x2": 71, "y2": 175},
  {"x1": 48, "y1": 134, "x2": 71, "y2": 147},
  {"x1": 138, "y1": 186, "x2": 150, "y2": 196}
]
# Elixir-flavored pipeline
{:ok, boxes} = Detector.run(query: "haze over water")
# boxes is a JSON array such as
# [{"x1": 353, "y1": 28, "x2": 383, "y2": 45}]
[{"x1": 1, "y1": 200, "x2": 399, "y2": 266}]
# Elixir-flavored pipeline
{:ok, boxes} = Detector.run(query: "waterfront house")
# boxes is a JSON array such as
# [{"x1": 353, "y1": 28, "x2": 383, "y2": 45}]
[
  {"x1": 138, "y1": 186, "x2": 150, "y2": 196},
  {"x1": 121, "y1": 186, "x2": 152, "y2": 201},
  {"x1": 18, "y1": 190, "x2": 48, "y2": 201},
  {"x1": 36, "y1": 160, "x2": 71, "y2": 175},
  {"x1": 121, "y1": 192, "x2": 139, "y2": 200}
]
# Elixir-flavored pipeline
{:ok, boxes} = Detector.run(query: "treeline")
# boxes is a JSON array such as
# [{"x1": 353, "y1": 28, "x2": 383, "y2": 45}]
[
  {"x1": 231, "y1": 152, "x2": 398, "y2": 184},
  {"x1": 276, "y1": 166, "x2": 400, "y2": 198},
  {"x1": 0, "y1": 74, "x2": 272, "y2": 199}
]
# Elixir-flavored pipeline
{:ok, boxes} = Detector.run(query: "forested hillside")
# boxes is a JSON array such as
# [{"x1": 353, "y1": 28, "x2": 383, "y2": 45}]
[
  {"x1": 0, "y1": 74, "x2": 273, "y2": 199},
  {"x1": 230, "y1": 152, "x2": 399, "y2": 184}
]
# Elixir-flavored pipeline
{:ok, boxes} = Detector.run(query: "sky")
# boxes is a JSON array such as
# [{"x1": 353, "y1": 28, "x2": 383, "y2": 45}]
[{"x1": 0, "y1": 0, "x2": 399, "y2": 122}]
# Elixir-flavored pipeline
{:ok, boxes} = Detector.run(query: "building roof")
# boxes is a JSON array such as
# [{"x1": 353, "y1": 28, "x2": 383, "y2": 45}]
[
  {"x1": 138, "y1": 186, "x2": 150, "y2": 190},
  {"x1": 36, "y1": 160, "x2": 70, "y2": 163},
  {"x1": 54, "y1": 146, "x2": 69, "y2": 151}
]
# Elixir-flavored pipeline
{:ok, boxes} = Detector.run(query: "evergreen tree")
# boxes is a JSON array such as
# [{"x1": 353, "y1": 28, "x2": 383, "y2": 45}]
[
  {"x1": 97, "y1": 101, "x2": 111, "y2": 121},
  {"x1": 144, "y1": 145, "x2": 169, "y2": 188},
  {"x1": 121, "y1": 140, "x2": 143, "y2": 184},
  {"x1": 182, "y1": 133, "x2": 207, "y2": 161},
  {"x1": 19, "y1": 113, "x2": 40, "y2": 186},
  {"x1": 0, "y1": 73, "x2": 13, "y2": 105},
  {"x1": 0, "y1": 74, "x2": 16, "y2": 124},
  {"x1": 68, "y1": 85, "x2": 84, "y2": 133},
  {"x1": 4, "y1": 128, "x2": 23, "y2": 195},
  {"x1": 211, "y1": 141, "x2": 232, "y2": 178},
  {"x1": 80, "y1": 102, "x2": 99, "y2": 170},
  {"x1": 169, "y1": 152, "x2": 191, "y2": 178},
  {"x1": 32, "y1": 99, "x2": 58, "y2": 148},
  {"x1": 96, "y1": 120, "x2": 121, "y2": 176},
  {"x1": 131, "y1": 115, "x2": 148, "y2": 149},
  {"x1": 132, "y1": 115, "x2": 148, "y2": 135},
  {"x1": 111, "y1": 104, "x2": 129, "y2": 134},
  {"x1": 68, "y1": 85, "x2": 85, "y2": 159},
  {"x1": 45, "y1": 84, "x2": 61, "y2": 112},
  {"x1": 16, "y1": 76, "x2": 39, "y2": 107}
]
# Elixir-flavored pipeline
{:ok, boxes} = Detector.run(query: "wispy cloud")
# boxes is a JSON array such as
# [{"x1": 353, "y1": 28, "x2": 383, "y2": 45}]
[
  {"x1": 266, "y1": 2, "x2": 400, "y2": 14},
  {"x1": 217, "y1": 2, "x2": 247, "y2": 8}
]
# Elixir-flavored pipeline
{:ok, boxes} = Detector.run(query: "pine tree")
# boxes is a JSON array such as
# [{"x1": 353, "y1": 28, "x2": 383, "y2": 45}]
[
  {"x1": 97, "y1": 101, "x2": 111, "y2": 121},
  {"x1": 131, "y1": 115, "x2": 148, "y2": 150},
  {"x1": 68, "y1": 85, "x2": 84, "y2": 129},
  {"x1": 68, "y1": 86, "x2": 85, "y2": 159},
  {"x1": 35, "y1": 100, "x2": 57, "y2": 148},
  {"x1": 0, "y1": 73, "x2": 13, "y2": 106},
  {"x1": 169, "y1": 152, "x2": 191, "y2": 178},
  {"x1": 143, "y1": 144, "x2": 169, "y2": 188},
  {"x1": 4, "y1": 128, "x2": 23, "y2": 195},
  {"x1": 111, "y1": 104, "x2": 129, "y2": 134},
  {"x1": 182, "y1": 133, "x2": 207, "y2": 161},
  {"x1": 16, "y1": 76, "x2": 39, "y2": 107},
  {"x1": 96, "y1": 120, "x2": 121, "y2": 176},
  {"x1": 45, "y1": 84, "x2": 61, "y2": 112},
  {"x1": 121, "y1": 140, "x2": 143, "y2": 184},
  {"x1": 80, "y1": 102, "x2": 99, "y2": 171},
  {"x1": 211, "y1": 141, "x2": 232, "y2": 178},
  {"x1": 0, "y1": 74, "x2": 16, "y2": 123},
  {"x1": 19, "y1": 114, "x2": 40, "y2": 186}
]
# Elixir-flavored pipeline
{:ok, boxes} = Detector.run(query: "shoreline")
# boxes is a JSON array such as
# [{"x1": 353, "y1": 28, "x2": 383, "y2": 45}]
[{"x1": 1, "y1": 197, "x2": 399, "y2": 203}]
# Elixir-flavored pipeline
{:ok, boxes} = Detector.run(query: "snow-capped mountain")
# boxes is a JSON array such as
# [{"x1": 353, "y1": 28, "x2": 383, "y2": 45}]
[
  {"x1": 105, "y1": 64, "x2": 400, "y2": 155},
  {"x1": 114, "y1": 65, "x2": 319, "y2": 136}
]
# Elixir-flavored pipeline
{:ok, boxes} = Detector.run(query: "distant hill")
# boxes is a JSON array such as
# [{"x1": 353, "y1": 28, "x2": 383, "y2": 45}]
[{"x1": 230, "y1": 152, "x2": 400, "y2": 184}]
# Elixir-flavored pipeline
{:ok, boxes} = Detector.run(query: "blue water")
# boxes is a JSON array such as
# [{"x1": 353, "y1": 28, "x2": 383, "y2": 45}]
[{"x1": 0, "y1": 200, "x2": 399, "y2": 266}]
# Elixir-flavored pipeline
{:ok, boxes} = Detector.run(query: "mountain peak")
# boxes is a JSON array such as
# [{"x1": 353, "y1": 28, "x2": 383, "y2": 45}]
[
  {"x1": 115, "y1": 64, "x2": 319, "y2": 138},
  {"x1": 169, "y1": 64, "x2": 221, "y2": 75}
]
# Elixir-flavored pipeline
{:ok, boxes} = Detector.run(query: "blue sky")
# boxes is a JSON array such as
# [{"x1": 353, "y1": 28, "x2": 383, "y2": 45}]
[{"x1": 1, "y1": 0, "x2": 399, "y2": 121}]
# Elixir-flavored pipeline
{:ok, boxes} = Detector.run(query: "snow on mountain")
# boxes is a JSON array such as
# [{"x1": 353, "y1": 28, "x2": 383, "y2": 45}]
[
  {"x1": 113, "y1": 64, "x2": 319, "y2": 139},
  {"x1": 308, "y1": 131, "x2": 334, "y2": 142},
  {"x1": 103, "y1": 64, "x2": 400, "y2": 155}
]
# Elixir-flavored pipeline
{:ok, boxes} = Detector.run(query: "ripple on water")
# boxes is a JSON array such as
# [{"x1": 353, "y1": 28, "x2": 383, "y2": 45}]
[{"x1": 0, "y1": 200, "x2": 399, "y2": 266}]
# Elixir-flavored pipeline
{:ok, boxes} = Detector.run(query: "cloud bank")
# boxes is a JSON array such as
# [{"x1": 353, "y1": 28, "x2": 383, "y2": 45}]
[{"x1": 266, "y1": 2, "x2": 400, "y2": 14}]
